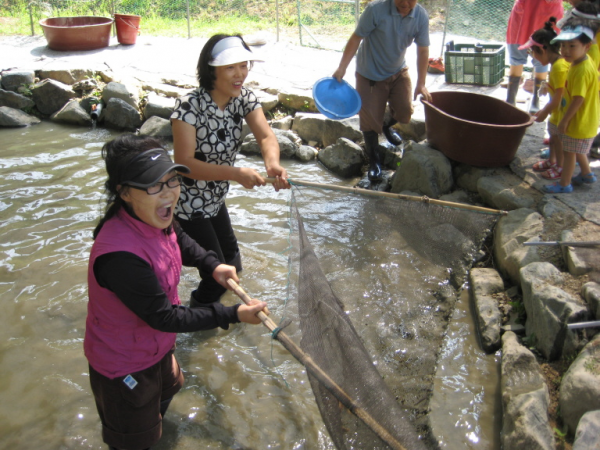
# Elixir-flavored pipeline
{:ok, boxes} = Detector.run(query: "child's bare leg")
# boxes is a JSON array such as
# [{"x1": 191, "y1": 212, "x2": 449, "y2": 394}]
[
  {"x1": 549, "y1": 135, "x2": 559, "y2": 166},
  {"x1": 576, "y1": 153, "x2": 591, "y2": 176},
  {"x1": 561, "y1": 151, "x2": 577, "y2": 187},
  {"x1": 554, "y1": 136, "x2": 564, "y2": 168}
]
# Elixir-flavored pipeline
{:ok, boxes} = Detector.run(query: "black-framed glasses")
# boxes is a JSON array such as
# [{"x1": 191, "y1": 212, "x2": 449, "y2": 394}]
[{"x1": 129, "y1": 175, "x2": 183, "y2": 195}]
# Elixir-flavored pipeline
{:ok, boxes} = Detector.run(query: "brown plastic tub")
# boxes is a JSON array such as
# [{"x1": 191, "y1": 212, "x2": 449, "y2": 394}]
[
  {"x1": 421, "y1": 91, "x2": 535, "y2": 167},
  {"x1": 39, "y1": 16, "x2": 113, "y2": 51}
]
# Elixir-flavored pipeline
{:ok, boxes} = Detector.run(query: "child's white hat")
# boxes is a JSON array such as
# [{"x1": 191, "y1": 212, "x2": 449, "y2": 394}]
[{"x1": 550, "y1": 25, "x2": 595, "y2": 43}]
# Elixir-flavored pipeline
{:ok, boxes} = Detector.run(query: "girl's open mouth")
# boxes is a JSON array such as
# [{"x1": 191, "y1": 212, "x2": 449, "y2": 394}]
[{"x1": 158, "y1": 205, "x2": 172, "y2": 220}]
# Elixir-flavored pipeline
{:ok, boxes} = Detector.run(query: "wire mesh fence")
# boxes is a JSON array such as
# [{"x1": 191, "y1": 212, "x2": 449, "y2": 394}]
[{"x1": 1, "y1": 0, "x2": 516, "y2": 51}]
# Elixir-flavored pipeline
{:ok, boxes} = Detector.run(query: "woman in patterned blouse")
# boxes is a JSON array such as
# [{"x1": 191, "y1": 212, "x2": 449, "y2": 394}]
[{"x1": 171, "y1": 34, "x2": 290, "y2": 305}]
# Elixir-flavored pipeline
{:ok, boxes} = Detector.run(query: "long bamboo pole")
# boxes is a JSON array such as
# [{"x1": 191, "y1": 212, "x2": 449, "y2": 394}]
[
  {"x1": 226, "y1": 279, "x2": 408, "y2": 450},
  {"x1": 264, "y1": 177, "x2": 506, "y2": 215}
]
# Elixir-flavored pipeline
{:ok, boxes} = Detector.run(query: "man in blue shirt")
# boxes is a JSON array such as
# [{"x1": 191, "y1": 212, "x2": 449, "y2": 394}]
[{"x1": 333, "y1": 0, "x2": 432, "y2": 181}]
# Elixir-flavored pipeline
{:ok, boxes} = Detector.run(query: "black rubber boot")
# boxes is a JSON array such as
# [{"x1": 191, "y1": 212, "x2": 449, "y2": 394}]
[
  {"x1": 529, "y1": 78, "x2": 542, "y2": 114},
  {"x1": 382, "y1": 120, "x2": 403, "y2": 146},
  {"x1": 363, "y1": 131, "x2": 382, "y2": 181},
  {"x1": 506, "y1": 76, "x2": 521, "y2": 105}
]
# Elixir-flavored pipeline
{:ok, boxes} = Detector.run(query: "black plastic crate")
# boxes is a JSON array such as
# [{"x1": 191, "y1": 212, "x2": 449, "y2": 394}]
[{"x1": 444, "y1": 43, "x2": 506, "y2": 86}]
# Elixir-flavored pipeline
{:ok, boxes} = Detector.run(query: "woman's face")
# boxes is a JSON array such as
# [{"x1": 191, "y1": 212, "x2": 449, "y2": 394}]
[
  {"x1": 213, "y1": 61, "x2": 249, "y2": 99},
  {"x1": 120, "y1": 171, "x2": 180, "y2": 229}
]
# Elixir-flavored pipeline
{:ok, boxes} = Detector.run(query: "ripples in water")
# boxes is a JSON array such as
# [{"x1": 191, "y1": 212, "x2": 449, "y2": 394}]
[{"x1": 0, "y1": 122, "x2": 499, "y2": 449}]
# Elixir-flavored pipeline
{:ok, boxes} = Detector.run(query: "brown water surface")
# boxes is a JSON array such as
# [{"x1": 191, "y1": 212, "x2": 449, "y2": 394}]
[{"x1": 0, "y1": 122, "x2": 499, "y2": 449}]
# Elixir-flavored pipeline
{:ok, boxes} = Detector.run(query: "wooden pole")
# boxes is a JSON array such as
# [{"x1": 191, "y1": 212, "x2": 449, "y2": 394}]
[
  {"x1": 263, "y1": 177, "x2": 506, "y2": 215},
  {"x1": 226, "y1": 279, "x2": 408, "y2": 450}
]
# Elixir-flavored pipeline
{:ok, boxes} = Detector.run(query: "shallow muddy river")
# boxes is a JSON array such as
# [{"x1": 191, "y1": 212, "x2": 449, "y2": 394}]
[{"x1": 0, "y1": 122, "x2": 500, "y2": 449}]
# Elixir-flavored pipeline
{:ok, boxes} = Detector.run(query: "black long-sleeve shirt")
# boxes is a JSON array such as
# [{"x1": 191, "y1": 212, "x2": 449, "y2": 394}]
[{"x1": 93, "y1": 225, "x2": 240, "y2": 332}]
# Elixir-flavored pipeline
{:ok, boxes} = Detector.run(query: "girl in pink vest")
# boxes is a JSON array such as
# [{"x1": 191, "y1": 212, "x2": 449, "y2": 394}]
[{"x1": 85, "y1": 134, "x2": 267, "y2": 450}]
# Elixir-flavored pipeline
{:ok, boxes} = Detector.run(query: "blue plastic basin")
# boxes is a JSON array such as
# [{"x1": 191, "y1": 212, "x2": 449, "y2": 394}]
[{"x1": 312, "y1": 77, "x2": 362, "y2": 120}]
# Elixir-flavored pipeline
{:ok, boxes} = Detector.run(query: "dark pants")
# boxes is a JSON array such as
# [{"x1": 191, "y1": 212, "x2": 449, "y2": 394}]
[
  {"x1": 177, "y1": 203, "x2": 242, "y2": 303},
  {"x1": 89, "y1": 349, "x2": 184, "y2": 450}
]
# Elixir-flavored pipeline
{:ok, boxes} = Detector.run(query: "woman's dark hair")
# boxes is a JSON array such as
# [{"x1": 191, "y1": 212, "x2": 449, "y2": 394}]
[
  {"x1": 531, "y1": 17, "x2": 560, "y2": 54},
  {"x1": 196, "y1": 34, "x2": 254, "y2": 90},
  {"x1": 93, "y1": 134, "x2": 165, "y2": 239}
]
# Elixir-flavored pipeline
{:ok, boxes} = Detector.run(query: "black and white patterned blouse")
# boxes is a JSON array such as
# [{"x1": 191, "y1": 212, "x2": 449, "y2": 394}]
[{"x1": 170, "y1": 86, "x2": 261, "y2": 220}]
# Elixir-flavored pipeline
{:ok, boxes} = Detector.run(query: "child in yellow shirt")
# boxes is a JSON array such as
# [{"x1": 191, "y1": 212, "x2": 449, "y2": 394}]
[
  {"x1": 544, "y1": 25, "x2": 599, "y2": 193},
  {"x1": 522, "y1": 17, "x2": 569, "y2": 180}
]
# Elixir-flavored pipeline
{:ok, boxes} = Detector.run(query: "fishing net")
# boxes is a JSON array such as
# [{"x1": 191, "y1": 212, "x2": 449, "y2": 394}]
[{"x1": 271, "y1": 183, "x2": 502, "y2": 450}]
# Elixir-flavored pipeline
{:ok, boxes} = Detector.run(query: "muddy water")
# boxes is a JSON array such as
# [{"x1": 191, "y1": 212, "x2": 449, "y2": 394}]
[{"x1": 0, "y1": 122, "x2": 500, "y2": 449}]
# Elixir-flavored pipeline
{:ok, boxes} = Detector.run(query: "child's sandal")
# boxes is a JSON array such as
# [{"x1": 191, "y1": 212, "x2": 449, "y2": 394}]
[
  {"x1": 541, "y1": 166, "x2": 562, "y2": 180},
  {"x1": 543, "y1": 182, "x2": 573, "y2": 194},
  {"x1": 533, "y1": 160, "x2": 554, "y2": 172}
]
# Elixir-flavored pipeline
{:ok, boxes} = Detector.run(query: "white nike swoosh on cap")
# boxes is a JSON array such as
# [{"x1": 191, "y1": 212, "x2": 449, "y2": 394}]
[{"x1": 151, "y1": 154, "x2": 160, "y2": 160}]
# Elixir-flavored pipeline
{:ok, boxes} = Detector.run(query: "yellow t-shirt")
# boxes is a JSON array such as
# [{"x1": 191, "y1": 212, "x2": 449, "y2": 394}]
[
  {"x1": 587, "y1": 41, "x2": 600, "y2": 71},
  {"x1": 562, "y1": 57, "x2": 600, "y2": 139},
  {"x1": 547, "y1": 57, "x2": 569, "y2": 126}
]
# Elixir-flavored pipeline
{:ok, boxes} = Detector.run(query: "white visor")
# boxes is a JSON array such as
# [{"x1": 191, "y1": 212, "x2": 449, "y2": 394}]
[{"x1": 209, "y1": 37, "x2": 264, "y2": 66}]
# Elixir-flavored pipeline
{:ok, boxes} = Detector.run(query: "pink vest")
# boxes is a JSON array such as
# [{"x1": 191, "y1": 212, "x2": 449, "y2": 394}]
[{"x1": 84, "y1": 209, "x2": 181, "y2": 379}]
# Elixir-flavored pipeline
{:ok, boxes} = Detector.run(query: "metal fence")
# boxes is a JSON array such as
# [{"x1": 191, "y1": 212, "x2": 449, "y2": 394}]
[{"x1": 4, "y1": 0, "x2": 516, "y2": 51}]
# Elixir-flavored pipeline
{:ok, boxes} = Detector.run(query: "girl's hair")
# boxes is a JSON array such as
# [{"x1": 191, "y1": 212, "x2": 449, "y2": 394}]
[
  {"x1": 196, "y1": 34, "x2": 254, "y2": 91},
  {"x1": 531, "y1": 17, "x2": 561, "y2": 54},
  {"x1": 93, "y1": 134, "x2": 166, "y2": 239}
]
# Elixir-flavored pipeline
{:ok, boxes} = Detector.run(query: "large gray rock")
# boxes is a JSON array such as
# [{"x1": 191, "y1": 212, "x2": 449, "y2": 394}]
[
  {"x1": 292, "y1": 112, "x2": 361, "y2": 148},
  {"x1": 559, "y1": 334, "x2": 600, "y2": 434},
  {"x1": 454, "y1": 164, "x2": 500, "y2": 193},
  {"x1": 0, "y1": 106, "x2": 41, "y2": 127},
  {"x1": 50, "y1": 100, "x2": 92, "y2": 126},
  {"x1": 241, "y1": 130, "x2": 299, "y2": 159},
  {"x1": 470, "y1": 268, "x2": 504, "y2": 353},
  {"x1": 501, "y1": 331, "x2": 555, "y2": 450},
  {"x1": 139, "y1": 116, "x2": 172, "y2": 138},
  {"x1": 296, "y1": 145, "x2": 318, "y2": 162},
  {"x1": 270, "y1": 115, "x2": 293, "y2": 131},
  {"x1": 317, "y1": 137, "x2": 364, "y2": 178},
  {"x1": 0, "y1": 89, "x2": 34, "y2": 110},
  {"x1": 493, "y1": 208, "x2": 544, "y2": 285},
  {"x1": 396, "y1": 104, "x2": 427, "y2": 142},
  {"x1": 520, "y1": 262, "x2": 588, "y2": 360},
  {"x1": 561, "y1": 229, "x2": 600, "y2": 277},
  {"x1": 141, "y1": 81, "x2": 189, "y2": 99},
  {"x1": 477, "y1": 173, "x2": 539, "y2": 210},
  {"x1": 30, "y1": 79, "x2": 76, "y2": 116},
  {"x1": 143, "y1": 93, "x2": 176, "y2": 120},
  {"x1": 582, "y1": 282, "x2": 600, "y2": 320},
  {"x1": 1, "y1": 70, "x2": 35, "y2": 93},
  {"x1": 37, "y1": 68, "x2": 95, "y2": 85},
  {"x1": 255, "y1": 90, "x2": 279, "y2": 112},
  {"x1": 278, "y1": 88, "x2": 317, "y2": 113},
  {"x1": 572, "y1": 410, "x2": 600, "y2": 450},
  {"x1": 103, "y1": 97, "x2": 143, "y2": 130},
  {"x1": 102, "y1": 81, "x2": 140, "y2": 109},
  {"x1": 390, "y1": 142, "x2": 453, "y2": 198}
]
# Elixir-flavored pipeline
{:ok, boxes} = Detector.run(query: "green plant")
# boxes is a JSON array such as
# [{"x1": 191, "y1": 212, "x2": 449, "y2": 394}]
[
  {"x1": 508, "y1": 300, "x2": 526, "y2": 324},
  {"x1": 522, "y1": 333, "x2": 537, "y2": 349},
  {"x1": 18, "y1": 83, "x2": 33, "y2": 97}
]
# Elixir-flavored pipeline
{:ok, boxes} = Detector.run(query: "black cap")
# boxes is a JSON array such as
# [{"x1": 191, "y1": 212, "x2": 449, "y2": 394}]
[{"x1": 120, "y1": 148, "x2": 190, "y2": 188}]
